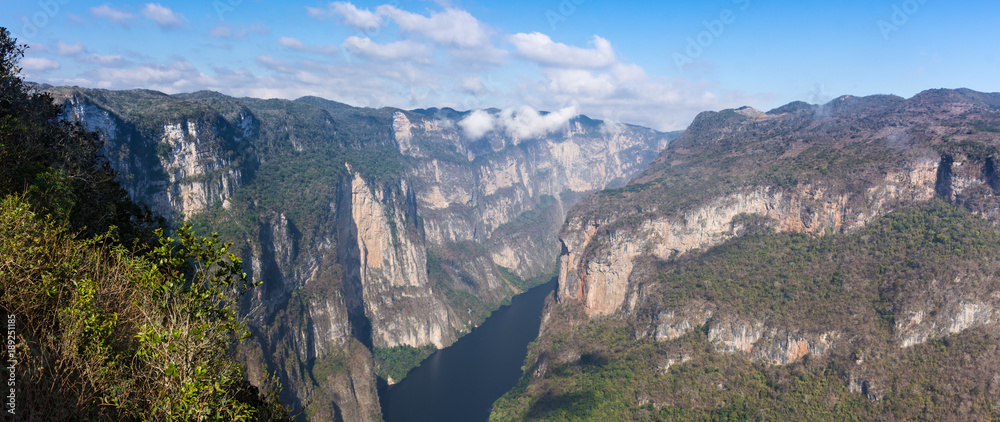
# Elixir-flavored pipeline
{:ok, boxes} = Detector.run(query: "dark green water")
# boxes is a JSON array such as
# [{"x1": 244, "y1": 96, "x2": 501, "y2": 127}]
[{"x1": 381, "y1": 278, "x2": 556, "y2": 422}]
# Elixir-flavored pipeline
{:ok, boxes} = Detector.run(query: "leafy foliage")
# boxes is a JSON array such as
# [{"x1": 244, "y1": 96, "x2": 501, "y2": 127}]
[
  {"x1": 0, "y1": 196, "x2": 288, "y2": 420},
  {"x1": 0, "y1": 29, "x2": 162, "y2": 249},
  {"x1": 373, "y1": 345, "x2": 437, "y2": 383},
  {"x1": 0, "y1": 28, "x2": 288, "y2": 421}
]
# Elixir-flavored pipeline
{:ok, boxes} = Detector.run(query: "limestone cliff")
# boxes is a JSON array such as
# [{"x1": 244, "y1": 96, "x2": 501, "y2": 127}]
[
  {"x1": 493, "y1": 89, "x2": 1000, "y2": 420},
  {"x1": 50, "y1": 87, "x2": 673, "y2": 420},
  {"x1": 560, "y1": 158, "x2": 940, "y2": 316},
  {"x1": 397, "y1": 110, "x2": 670, "y2": 283},
  {"x1": 58, "y1": 90, "x2": 255, "y2": 220},
  {"x1": 558, "y1": 90, "x2": 1000, "y2": 323}
]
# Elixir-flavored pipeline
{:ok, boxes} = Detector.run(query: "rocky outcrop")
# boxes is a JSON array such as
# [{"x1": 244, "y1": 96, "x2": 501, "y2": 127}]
[
  {"x1": 493, "y1": 90, "x2": 1000, "y2": 420},
  {"x1": 648, "y1": 303, "x2": 839, "y2": 366},
  {"x1": 51, "y1": 87, "x2": 673, "y2": 421},
  {"x1": 896, "y1": 299, "x2": 1000, "y2": 349},
  {"x1": 560, "y1": 157, "x2": 940, "y2": 316},
  {"x1": 401, "y1": 112, "x2": 671, "y2": 282},
  {"x1": 557, "y1": 90, "x2": 1000, "y2": 320},
  {"x1": 59, "y1": 92, "x2": 255, "y2": 220},
  {"x1": 342, "y1": 172, "x2": 453, "y2": 349}
]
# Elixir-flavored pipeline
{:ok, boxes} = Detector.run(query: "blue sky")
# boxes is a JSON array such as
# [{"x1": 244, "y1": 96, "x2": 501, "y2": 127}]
[{"x1": 2, "y1": 0, "x2": 998, "y2": 131}]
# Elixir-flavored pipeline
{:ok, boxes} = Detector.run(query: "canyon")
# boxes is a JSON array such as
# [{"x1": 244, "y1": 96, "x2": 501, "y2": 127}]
[
  {"x1": 48, "y1": 86, "x2": 675, "y2": 420},
  {"x1": 45, "y1": 85, "x2": 1000, "y2": 420},
  {"x1": 495, "y1": 89, "x2": 1000, "y2": 420}
]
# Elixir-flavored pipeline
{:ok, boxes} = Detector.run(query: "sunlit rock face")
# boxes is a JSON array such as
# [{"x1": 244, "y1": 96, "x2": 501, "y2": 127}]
[
  {"x1": 490, "y1": 90, "x2": 1000, "y2": 421},
  {"x1": 54, "y1": 87, "x2": 675, "y2": 421}
]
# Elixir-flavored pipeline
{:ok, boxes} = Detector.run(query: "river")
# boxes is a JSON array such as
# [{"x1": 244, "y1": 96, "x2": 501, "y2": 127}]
[{"x1": 380, "y1": 278, "x2": 556, "y2": 422}]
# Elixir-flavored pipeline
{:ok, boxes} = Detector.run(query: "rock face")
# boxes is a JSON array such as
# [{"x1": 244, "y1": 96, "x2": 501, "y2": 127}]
[
  {"x1": 491, "y1": 90, "x2": 1000, "y2": 420},
  {"x1": 50, "y1": 87, "x2": 674, "y2": 420},
  {"x1": 60, "y1": 91, "x2": 255, "y2": 220},
  {"x1": 560, "y1": 159, "x2": 940, "y2": 316},
  {"x1": 558, "y1": 90, "x2": 1000, "y2": 322}
]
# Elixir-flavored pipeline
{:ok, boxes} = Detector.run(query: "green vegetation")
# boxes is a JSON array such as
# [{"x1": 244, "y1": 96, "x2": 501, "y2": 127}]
[
  {"x1": 493, "y1": 195, "x2": 558, "y2": 236},
  {"x1": 498, "y1": 266, "x2": 532, "y2": 291},
  {"x1": 426, "y1": 246, "x2": 494, "y2": 325},
  {"x1": 1, "y1": 41, "x2": 161, "y2": 249},
  {"x1": 579, "y1": 90, "x2": 1000, "y2": 256},
  {"x1": 492, "y1": 200, "x2": 1000, "y2": 421},
  {"x1": 0, "y1": 28, "x2": 287, "y2": 420},
  {"x1": 971, "y1": 120, "x2": 1000, "y2": 134},
  {"x1": 310, "y1": 348, "x2": 347, "y2": 383},
  {"x1": 496, "y1": 322, "x2": 1000, "y2": 421},
  {"x1": 499, "y1": 262, "x2": 559, "y2": 293},
  {"x1": 373, "y1": 345, "x2": 437, "y2": 382},
  {"x1": 651, "y1": 199, "x2": 999, "y2": 323}
]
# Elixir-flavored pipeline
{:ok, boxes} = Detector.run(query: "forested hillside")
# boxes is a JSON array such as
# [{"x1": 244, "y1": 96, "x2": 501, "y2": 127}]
[
  {"x1": 0, "y1": 28, "x2": 288, "y2": 421},
  {"x1": 45, "y1": 52, "x2": 673, "y2": 418},
  {"x1": 494, "y1": 91, "x2": 1000, "y2": 420}
]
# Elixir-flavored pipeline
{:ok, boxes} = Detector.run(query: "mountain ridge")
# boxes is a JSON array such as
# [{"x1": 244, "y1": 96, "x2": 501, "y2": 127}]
[
  {"x1": 48, "y1": 85, "x2": 675, "y2": 421},
  {"x1": 493, "y1": 87, "x2": 1000, "y2": 421}
]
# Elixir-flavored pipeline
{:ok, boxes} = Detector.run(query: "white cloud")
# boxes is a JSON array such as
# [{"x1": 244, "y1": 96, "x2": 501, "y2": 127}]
[
  {"x1": 88, "y1": 60, "x2": 215, "y2": 93},
  {"x1": 500, "y1": 105, "x2": 578, "y2": 138},
  {"x1": 255, "y1": 55, "x2": 293, "y2": 73},
  {"x1": 141, "y1": 3, "x2": 185, "y2": 29},
  {"x1": 91, "y1": 5, "x2": 135, "y2": 26},
  {"x1": 343, "y1": 37, "x2": 432, "y2": 63},
  {"x1": 209, "y1": 22, "x2": 270, "y2": 39},
  {"x1": 458, "y1": 109, "x2": 495, "y2": 139},
  {"x1": 459, "y1": 105, "x2": 578, "y2": 139},
  {"x1": 500, "y1": 32, "x2": 757, "y2": 131},
  {"x1": 376, "y1": 6, "x2": 489, "y2": 48},
  {"x1": 295, "y1": 71, "x2": 325, "y2": 85},
  {"x1": 48, "y1": 77, "x2": 93, "y2": 86},
  {"x1": 459, "y1": 76, "x2": 492, "y2": 96},
  {"x1": 309, "y1": 2, "x2": 384, "y2": 30},
  {"x1": 544, "y1": 68, "x2": 616, "y2": 97},
  {"x1": 521, "y1": 67, "x2": 760, "y2": 131},
  {"x1": 446, "y1": 44, "x2": 508, "y2": 66},
  {"x1": 50, "y1": 4, "x2": 757, "y2": 132},
  {"x1": 278, "y1": 37, "x2": 306, "y2": 50},
  {"x1": 20, "y1": 57, "x2": 61, "y2": 73},
  {"x1": 25, "y1": 42, "x2": 47, "y2": 53},
  {"x1": 600, "y1": 119, "x2": 625, "y2": 136},
  {"x1": 279, "y1": 37, "x2": 339, "y2": 55},
  {"x1": 509, "y1": 33, "x2": 616, "y2": 69},
  {"x1": 208, "y1": 23, "x2": 234, "y2": 39},
  {"x1": 56, "y1": 41, "x2": 85, "y2": 56},
  {"x1": 77, "y1": 54, "x2": 129, "y2": 68}
]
